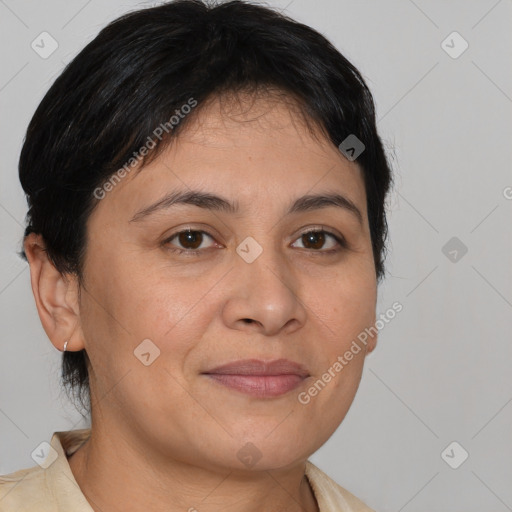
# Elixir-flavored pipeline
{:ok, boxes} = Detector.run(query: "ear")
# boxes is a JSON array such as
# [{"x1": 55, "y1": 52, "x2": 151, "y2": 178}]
[
  {"x1": 23, "y1": 233, "x2": 85, "y2": 352},
  {"x1": 365, "y1": 333, "x2": 378, "y2": 355},
  {"x1": 364, "y1": 289, "x2": 379, "y2": 355}
]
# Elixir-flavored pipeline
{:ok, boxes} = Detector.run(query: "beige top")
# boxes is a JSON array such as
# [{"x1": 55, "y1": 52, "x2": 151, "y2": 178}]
[{"x1": 0, "y1": 429, "x2": 374, "y2": 511}]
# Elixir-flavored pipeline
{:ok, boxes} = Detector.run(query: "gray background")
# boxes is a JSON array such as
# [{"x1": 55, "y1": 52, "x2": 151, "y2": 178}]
[{"x1": 1, "y1": 1, "x2": 511, "y2": 510}]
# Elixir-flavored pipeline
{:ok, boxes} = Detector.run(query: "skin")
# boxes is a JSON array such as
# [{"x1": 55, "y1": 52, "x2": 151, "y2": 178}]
[{"x1": 24, "y1": 93, "x2": 378, "y2": 512}]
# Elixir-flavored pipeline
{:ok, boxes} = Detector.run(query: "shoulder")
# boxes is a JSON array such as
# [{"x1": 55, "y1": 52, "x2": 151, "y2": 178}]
[
  {"x1": 0, "y1": 464, "x2": 51, "y2": 511},
  {"x1": 0, "y1": 429, "x2": 93, "y2": 512},
  {"x1": 305, "y1": 460, "x2": 375, "y2": 512}
]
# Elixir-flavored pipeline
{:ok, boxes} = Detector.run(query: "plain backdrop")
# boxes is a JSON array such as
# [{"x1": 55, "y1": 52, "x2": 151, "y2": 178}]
[{"x1": 1, "y1": 1, "x2": 511, "y2": 511}]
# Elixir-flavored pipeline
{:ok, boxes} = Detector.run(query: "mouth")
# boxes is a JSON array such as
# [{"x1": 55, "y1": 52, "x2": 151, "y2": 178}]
[{"x1": 201, "y1": 359, "x2": 310, "y2": 398}]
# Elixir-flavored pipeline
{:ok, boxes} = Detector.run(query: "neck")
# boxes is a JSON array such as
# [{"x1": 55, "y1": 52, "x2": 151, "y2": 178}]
[{"x1": 67, "y1": 422, "x2": 319, "y2": 512}]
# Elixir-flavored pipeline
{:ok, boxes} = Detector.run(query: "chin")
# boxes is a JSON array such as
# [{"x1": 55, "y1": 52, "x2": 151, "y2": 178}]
[{"x1": 223, "y1": 426, "x2": 320, "y2": 472}]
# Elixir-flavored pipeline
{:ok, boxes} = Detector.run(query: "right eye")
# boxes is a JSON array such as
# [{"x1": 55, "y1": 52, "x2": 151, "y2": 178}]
[{"x1": 162, "y1": 229, "x2": 219, "y2": 255}]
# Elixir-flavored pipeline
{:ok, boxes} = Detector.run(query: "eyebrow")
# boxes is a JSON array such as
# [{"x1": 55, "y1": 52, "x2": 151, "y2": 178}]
[{"x1": 129, "y1": 189, "x2": 363, "y2": 225}]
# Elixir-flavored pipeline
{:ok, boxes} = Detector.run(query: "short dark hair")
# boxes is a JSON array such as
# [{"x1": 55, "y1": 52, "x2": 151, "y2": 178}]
[{"x1": 18, "y1": 0, "x2": 393, "y2": 415}]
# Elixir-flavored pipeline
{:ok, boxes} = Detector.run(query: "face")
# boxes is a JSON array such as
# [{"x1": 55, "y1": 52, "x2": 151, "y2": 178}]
[{"x1": 77, "y1": 94, "x2": 377, "y2": 472}]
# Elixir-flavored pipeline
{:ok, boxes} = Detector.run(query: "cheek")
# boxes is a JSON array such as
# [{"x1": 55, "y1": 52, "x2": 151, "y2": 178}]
[
  {"x1": 104, "y1": 266, "x2": 225, "y2": 373},
  {"x1": 309, "y1": 267, "x2": 377, "y2": 350},
  {"x1": 299, "y1": 285, "x2": 374, "y2": 435}
]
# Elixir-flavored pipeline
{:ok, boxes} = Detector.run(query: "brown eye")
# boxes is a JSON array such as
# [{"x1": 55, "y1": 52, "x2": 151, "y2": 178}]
[
  {"x1": 177, "y1": 230, "x2": 203, "y2": 249},
  {"x1": 291, "y1": 230, "x2": 344, "y2": 252},
  {"x1": 164, "y1": 229, "x2": 216, "y2": 253},
  {"x1": 302, "y1": 231, "x2": 326, "y2": 250}
]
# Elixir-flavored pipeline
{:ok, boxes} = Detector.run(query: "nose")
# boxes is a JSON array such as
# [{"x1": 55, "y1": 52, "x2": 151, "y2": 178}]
[{"x1": 221, "y1": 244, "x2": 307, "y2": 337}]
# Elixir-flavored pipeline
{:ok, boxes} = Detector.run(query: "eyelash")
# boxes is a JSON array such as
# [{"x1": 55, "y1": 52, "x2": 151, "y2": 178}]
[{"x1": 161, "y1": 227, "x2": 348, "y2": 257}]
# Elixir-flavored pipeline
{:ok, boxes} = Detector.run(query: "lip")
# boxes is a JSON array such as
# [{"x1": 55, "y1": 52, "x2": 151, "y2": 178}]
[{"x1": 202, "y1": 359, "x2": 310, "y2": 398}]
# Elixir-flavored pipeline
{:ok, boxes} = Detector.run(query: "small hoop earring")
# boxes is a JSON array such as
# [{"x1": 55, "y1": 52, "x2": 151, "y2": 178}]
[{"x1": 63, "y1": 340, "x2": 69, "y2": 352}]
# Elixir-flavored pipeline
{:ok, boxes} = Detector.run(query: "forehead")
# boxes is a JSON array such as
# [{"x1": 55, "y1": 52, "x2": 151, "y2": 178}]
[
  {"x1": 175, "y1": 92, "x2": 333, "y2": 154},
  {"x1": 91, "y1": 93, "x2": 367, "y2": 223}
]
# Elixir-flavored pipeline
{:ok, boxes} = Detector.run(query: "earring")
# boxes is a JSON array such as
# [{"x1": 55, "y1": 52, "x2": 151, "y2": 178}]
[{"x1": 63, "y1": 340, "x2": 69, "y2": 352}]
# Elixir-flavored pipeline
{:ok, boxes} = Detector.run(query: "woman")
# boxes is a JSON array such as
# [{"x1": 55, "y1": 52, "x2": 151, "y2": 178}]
[{"x1": 0, "y1": 0, "x2": 392, "y2": 510}]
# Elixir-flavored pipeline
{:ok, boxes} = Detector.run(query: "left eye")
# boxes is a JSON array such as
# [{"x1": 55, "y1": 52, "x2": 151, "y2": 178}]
[{"x1": 291, "y1": 230, "x2": 343, "y2": 251}]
